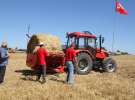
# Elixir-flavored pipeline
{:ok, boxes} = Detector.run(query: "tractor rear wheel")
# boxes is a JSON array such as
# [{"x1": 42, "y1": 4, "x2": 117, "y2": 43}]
[
  {"x1": 75, "y1": 53, "x2": 93, "y2": 75},
  {"x1": 103, "y1": 57, "x2": 117, "y2": 72}
]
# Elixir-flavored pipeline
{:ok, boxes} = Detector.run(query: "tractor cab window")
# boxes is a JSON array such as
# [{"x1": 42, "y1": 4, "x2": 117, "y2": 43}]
[
  {"x1": 87, "y1": 38, "x2": 96, "y2": 48},
  {"x1": 78, "y1": 37, "x2": 96, "y2": 49},
  {"x1": 66, "y1": 36, "x2": 77, "y2": 48},
  {"x1": 78, "y1": 37, "x2": 85, "y2": 48}
]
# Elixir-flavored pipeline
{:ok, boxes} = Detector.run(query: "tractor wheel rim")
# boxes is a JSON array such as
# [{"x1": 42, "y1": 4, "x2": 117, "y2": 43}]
[
  {"x1": 107, "y1": 63, "x2": 114, "y2": 71},
  {"x1": 78, "y1": 59, "x2": 89, "y2": 71}
]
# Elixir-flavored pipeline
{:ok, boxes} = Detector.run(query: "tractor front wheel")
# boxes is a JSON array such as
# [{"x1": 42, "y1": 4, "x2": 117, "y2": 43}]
[
  {"x1": 75, "y1": 53, "x2": 93, "y2": 75},
  {"x1": 103, "y1": 57, "x2": 117, "y2": 72}
]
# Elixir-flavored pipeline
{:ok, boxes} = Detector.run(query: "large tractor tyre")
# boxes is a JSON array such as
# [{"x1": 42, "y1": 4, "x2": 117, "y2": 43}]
[
  {"x1": 75, "y1": 53, "x2": 93, "y2": 75},
  {"x1": 103, "y1": 57, "x2": 117, "y2": 73}
]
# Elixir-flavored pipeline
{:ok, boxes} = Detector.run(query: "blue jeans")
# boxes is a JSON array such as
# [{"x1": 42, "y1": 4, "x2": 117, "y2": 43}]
[{"x1": 66, "y1": 61, "x2": 74, "y2": 84}]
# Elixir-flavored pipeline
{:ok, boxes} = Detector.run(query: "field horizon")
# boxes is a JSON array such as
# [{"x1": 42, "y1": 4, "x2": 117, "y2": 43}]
[{"x1": 0, "y1": 53, "x2": 135, "y2": 100}]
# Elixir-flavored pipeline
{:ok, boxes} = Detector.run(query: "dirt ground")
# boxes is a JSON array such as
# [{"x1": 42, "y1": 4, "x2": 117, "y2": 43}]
[{"x1": 0, "y1": 53, "x2": 135, "y2": 100}]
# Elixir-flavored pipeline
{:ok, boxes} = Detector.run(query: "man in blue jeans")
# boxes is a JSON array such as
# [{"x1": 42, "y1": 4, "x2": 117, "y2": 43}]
[
  {"x1": 0, "y1": 42, "x2": 9, "y2": 84},
  {"x1": 65, "y1": 43, "x2": 77, "y2": 84}
]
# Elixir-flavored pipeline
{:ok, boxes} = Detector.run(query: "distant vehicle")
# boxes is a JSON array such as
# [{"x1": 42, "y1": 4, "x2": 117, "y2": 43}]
[{"x1": 8, "y1": 48, "x2": 16, "y2": 53}]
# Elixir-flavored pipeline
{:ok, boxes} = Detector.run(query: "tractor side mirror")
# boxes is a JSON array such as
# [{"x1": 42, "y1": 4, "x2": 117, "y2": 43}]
[{"x1": 102, "y1": 37, "x2": 105, "y2": 43}]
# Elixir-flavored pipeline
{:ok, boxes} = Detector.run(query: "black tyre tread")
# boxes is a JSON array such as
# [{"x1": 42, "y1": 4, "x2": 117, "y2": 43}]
[
  {"x1": 103, "y1": 57, "x2": 117, "y2": 72},
  {"x1": 75, "y1": 53, "x2": 93, "y2": 75}
]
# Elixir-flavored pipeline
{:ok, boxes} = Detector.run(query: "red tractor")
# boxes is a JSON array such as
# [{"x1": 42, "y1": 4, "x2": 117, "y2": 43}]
[{"x1": 65, "y1": 31, "x2": 117, "y2": 74}]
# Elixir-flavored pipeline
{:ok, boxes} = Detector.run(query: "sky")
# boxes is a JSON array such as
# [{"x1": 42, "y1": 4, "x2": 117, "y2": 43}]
[{"x1": 0, "y1": 0, "x2": 134, "y2": 54}]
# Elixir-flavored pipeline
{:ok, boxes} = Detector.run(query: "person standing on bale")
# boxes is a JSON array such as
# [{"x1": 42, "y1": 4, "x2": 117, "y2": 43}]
[
  {"x1": 65, "y1": 43, "x2": 77, "y2": 85},
  {"x1": 0, "y1": 42, "x2": 9, "y2": 84},
  {"x1": 36, "y1": 42, "x2": 48, "y2": 84}
]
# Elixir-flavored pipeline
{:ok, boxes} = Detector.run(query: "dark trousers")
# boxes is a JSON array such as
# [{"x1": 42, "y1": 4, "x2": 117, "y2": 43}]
[
  {"x1": 36, "y1": 65, "x2": 46, "y2": 81},
  {"x1": 0, "y1": 66, "x2": 6, "y2": 83}
]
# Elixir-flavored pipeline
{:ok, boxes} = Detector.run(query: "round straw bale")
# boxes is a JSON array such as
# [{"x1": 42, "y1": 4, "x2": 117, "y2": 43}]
[{"x1": 27, "y1": 33, "x2": 62, "y2": 53}]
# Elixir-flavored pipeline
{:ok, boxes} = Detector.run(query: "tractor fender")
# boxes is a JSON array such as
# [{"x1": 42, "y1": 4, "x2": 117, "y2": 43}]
[
  {"x1": 75, "y1": 50, "x2": 95, "y2": 60},
  {"x1": 96, "y1": 48, "x2": 109, "y2": 59}
]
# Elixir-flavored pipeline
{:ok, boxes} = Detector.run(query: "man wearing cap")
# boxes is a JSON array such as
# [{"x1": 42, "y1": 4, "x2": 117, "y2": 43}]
[
  {"x1": 65, "y1": 43, "x2": 77, "y2": 85},
  {"x1": 36, "y1": 42, "x2": 48, "y2": 84},
  {"x1": 0, "y1": 42, "x2": 9, "y2": 84}
]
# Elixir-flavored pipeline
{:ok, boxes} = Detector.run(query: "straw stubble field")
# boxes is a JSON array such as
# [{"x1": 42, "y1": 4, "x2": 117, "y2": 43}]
[{"x1": 0, "y1": 53, "x2": 135, "y2": 100}]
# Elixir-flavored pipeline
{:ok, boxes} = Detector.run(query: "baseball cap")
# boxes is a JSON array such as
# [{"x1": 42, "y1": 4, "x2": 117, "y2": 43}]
[{"x1": 39, "y1": 42, "x2": 44, "y2": 46}]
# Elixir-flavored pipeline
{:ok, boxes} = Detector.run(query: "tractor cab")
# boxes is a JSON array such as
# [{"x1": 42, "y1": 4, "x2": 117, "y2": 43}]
[
  {"x1": 66, "y1": 31, "x2": 106, "y2": 59},
  {"x1": 66, "y1": 31, "x2": 97, "y2": 48},
  {"x1": 66, "y1": 31, "x2": 117, "y2": 74}
]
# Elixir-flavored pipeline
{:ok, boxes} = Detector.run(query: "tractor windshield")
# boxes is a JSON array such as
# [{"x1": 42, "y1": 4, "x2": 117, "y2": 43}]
[{"x1": 66, "y1": 36, "x2": 96, "y2": 49}]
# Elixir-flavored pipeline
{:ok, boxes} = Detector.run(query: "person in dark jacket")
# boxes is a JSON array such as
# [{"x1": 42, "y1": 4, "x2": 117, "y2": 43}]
[
  {"x1": 0, "y1": 42, "x2": 9, "y2": 84},
  {"x1": 65, "y1": 43, "x2": 77, "y2": 85}
]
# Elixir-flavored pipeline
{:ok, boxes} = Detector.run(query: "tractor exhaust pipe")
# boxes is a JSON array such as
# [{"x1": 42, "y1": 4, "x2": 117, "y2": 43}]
[{"x1": 99, "y1": 35, "x2": 102, "y2": 52}]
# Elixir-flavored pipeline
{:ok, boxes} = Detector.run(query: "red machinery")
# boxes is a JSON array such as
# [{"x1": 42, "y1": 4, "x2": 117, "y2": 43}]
[
  {"x1": 26, "y1": 31, "x2": 117, "y2": 74},
  {"x1": 26, "y1": 51, "x2": 65, "y2": 73},
  {"x1": 66, "y1": 31, "x2": 117, "y2": 74}
]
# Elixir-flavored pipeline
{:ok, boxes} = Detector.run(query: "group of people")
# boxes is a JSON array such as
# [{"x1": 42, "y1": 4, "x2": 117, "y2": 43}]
[
  {"x1": 34, "y1": 42, "x2": 77, "y2": 84},
  {"x1": 0, "y1": 42, "x2": 77, "y2": 85}
]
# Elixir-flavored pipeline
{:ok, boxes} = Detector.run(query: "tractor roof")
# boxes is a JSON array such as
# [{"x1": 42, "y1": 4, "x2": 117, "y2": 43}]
[{"x1": 67, "y1": 32, "x2": 97, "y2": 38}]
